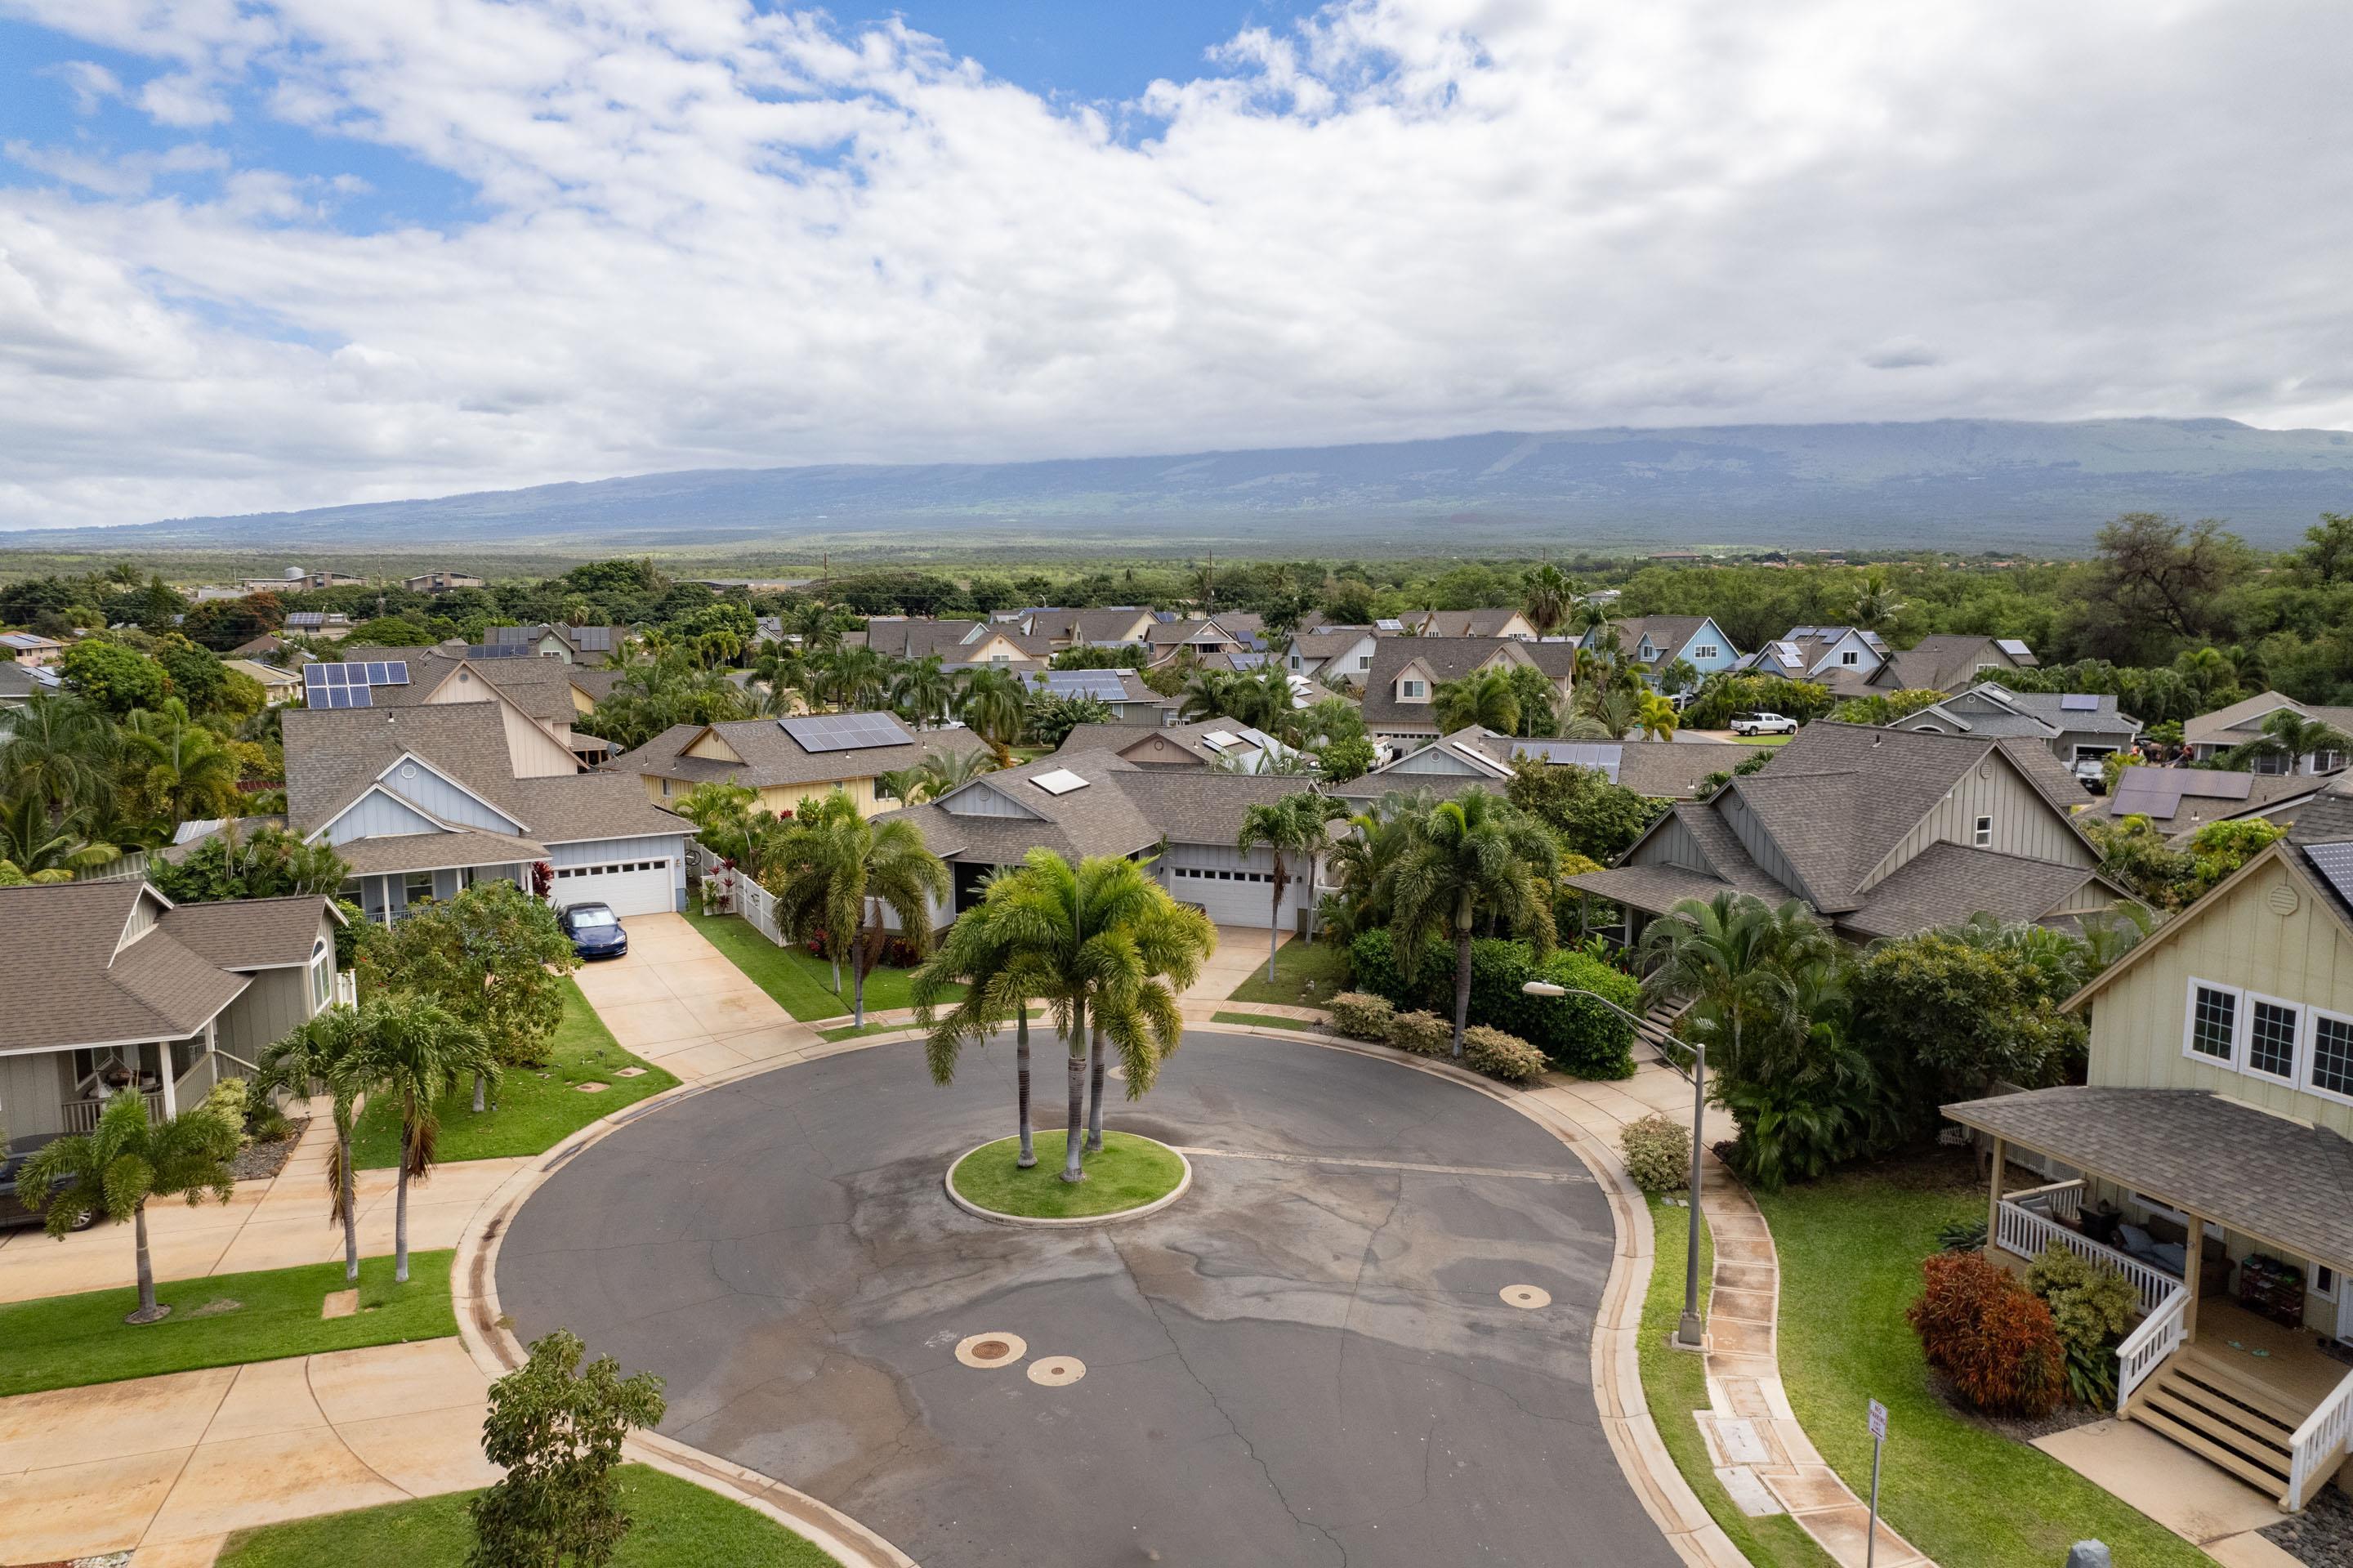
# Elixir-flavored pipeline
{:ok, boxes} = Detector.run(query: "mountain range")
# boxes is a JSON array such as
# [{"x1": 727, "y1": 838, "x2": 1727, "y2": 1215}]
[{"x1": 11, "y1": 418, "x2": 2352, "y2": 557}]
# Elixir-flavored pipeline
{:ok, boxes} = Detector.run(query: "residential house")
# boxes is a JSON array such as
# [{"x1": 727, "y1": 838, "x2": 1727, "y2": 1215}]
[
  {"x1": 0, "y1": 662, "x2": 61, "y2": 708},
  {"x1": 1, "y1": 632, "x2": 64, "y2": 667},
  {"x1": 2101, "y1": 765, "x2": 2348, "y2": 843},
  {"x1": 1022, "y1": 667, "x2": 1176, "y2": 725},
  {"x1": 283, "y1": 696, "x2": 690, "y2": 921},
  {"x1": 282, "y1": 611, "x2": 352, "y2": 640},
  {"x1": 994, "y1": 607, "x2": 1160, "y2": 650},
  {"x1": 2186, "y1": 693, "x2": 2353, "y2": 775},
  {"x1": 337, "y1": 645, "x2": 617, "y2": 766},
  {"x1": 247, "y1": 569, "x2": 362, "y2": 592},
  {"x1": 1943, "y1": 791, "x2": 2353, "y2": 1510},
  {"x1": 230, "y1": 633, "x2": 297, "y2": 660},
  {"x1": 1565, "y1": 723, "x2": 2130, "y2": 944},
  {"x1": 859, "y1": 617, "x2": 1051, "y2": 672},
  {"x1": 484, "y1": 623, "x2": 631, "y2": 667},
  {"x1": 610, "y1": 713, "x2": 989, "y2": 817},
  {"x1": 0, "y1": 884, "x2": 346, "y2": 1146},
  {"x1": 1871, "y1": 634, "x2": 2039, "y2": 695},
  {"x1": 1582, "y1": 616, "x2": 1743, "y2": 688},
  {"x1": 899, "y1": 752, "x2": 1321, "y2": 929},
  {"x1": 1739, "y1": 626, "x2": 1892, "y2": 691},
  {"x1": 225, "y1": 659, "x2": 303, "y2": 707},
  {"x1": 1145, "y1": 616, "x2": 1252, "y2": 665},
  {"x1": 1335, "y1": 726, "x2": 1770, "y2": 804},
  {"x1": 1284, "y1": 626, "x2": 1380, "y2": 686},
  {"x1": 1359, "y1": 637, "x2": 1579, "y2": 744},
  {"x1": 1741, "y1": 630, "x2": 2038, "y2": 699},
  {"x1": 1054, "y1": 717, "x2": 1302, "y2": 775},
  {"x1": 1406, "y1": 608, "x2": 1538, "y2": 641},
  {"x1": 1891, "y1": 682, "x2": 2142, "y2": 766},
  {"x1": 404, "y1": 570, "x2": 484, "y2": 594}
]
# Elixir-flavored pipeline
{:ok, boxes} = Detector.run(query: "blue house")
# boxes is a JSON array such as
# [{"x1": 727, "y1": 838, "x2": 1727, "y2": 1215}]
[{"x1": 1578, "y1": 616, "x2": 1743, "y2": 689}]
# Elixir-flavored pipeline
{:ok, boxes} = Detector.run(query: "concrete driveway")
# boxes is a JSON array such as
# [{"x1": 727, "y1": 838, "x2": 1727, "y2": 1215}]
[
  {"x1": 1181, "y1": 923, "x2": 1291, "y2": 1002},
  {"x1": 568, "y1": 911, "x2": 818, "y2": 1079},
  {"x1": 498, "y1": 1030, "x2": 1679, "y2": 1568}
]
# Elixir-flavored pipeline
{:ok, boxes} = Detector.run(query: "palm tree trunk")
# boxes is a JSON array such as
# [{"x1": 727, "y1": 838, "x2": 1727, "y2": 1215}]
[
  {"x1": 1016, "y1": 1012, "x2": 1036, "y2": 1168},
  {"x1": 127, "y1": 1202, "x2": 166, "y2": 1325},
  {"x1": 852, "y1": 900, "x2": 871, "y2": 1029},
  {"x1": 337, "y1": 1118, "x2": 359, "y2": 1284},
  {"x1": 1268, "y1": 854, "x2": 1284, "y2": 982},
  {"x1": 830, "y1": 951, "x2": 841, "y2": 996},
  {"x1": 471, "y1": 1073, "x2": 485, "y2": 1114},
  {"x1": 1086, "y1": 1021, "x2": 1107, "y2": 1152},
  {"x1": 1451, "y1": 930, "x2": 1473, "y2": 1060},
  {"x1": 395, "y1": 1130, "x2": 412, "y2": 1285},
  {"x1": 1060, "y1": 999, "x2": 1087, "y2": 1183}
]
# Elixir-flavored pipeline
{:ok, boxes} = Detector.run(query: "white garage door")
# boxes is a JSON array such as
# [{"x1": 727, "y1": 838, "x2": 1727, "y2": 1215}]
[
  {"x1": 1165, "y1": 862, "x2": 1289, "y2": 928},
  {"x1": 551, "y1": 856, "x2": 674, "y2": 918}
]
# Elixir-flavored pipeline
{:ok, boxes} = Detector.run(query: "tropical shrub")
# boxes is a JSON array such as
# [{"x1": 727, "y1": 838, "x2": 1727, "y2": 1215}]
[
  {"x1": 1326, "y1": 991, "x2": 1395, "y2": 1042},
  {"x1": 2025, "y1": 1244, "x2": 2136, "y2": 1408},
  {"x1": 1679, "y1": 673, "x2": 1835, "y2": 730},
  {"x1": 1712, "y1": 1072, "x2": 1878, "y2": 1192},
  {"x1": 1619, "y1": 1113, "x2": 1691, "y2": 1193},
  {"x1": 1346, "y1": 929, "x2": 1637, "y2": 1078},
  {"x1": 1461, "y1": 1025, "x2": 1546, "y2": 1083},
  {"x1": 1386, "y1": 1010, "x2": 1453, "y2": 1057},
  {"x1": 1851, "y1": 933, "x2": 2082, "y2": 1109},
  {"x1": 1908, "y1": 1249, "x2": 2066, "y2": 1417}
]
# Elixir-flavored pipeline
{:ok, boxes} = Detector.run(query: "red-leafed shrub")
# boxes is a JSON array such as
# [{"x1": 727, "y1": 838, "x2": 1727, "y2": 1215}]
[{"x1": 1907, "y1": 1249, "x2": 2066, "y2": 1417}]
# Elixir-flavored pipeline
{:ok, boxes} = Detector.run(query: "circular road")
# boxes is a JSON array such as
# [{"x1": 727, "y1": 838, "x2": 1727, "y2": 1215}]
[{"x1": 496, "y1": 1030, "x2": 1678, "y2": 1568}]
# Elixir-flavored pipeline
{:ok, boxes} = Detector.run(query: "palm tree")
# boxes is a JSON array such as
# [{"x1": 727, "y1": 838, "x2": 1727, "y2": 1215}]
[
  {"x1": 259, "y1": 1007, "x2": 385, "y2": 1284},
  {"x1": 788, "y1": 600, "x2": 846, "y2": 653},
  {"x1": 956, "y1": 668, "x2": 1028, "y2": 764},
  {"x1": 1634, "y1": 690, "x2": 1680, "y2": 740},
  {"x1": 0, "y1": 691, "x2": 114, "y2": 815},
  {"x1": 121, "y1": 699, "x2": 239, "y2": 823},
  {"x1": 2225, "y1": 709, "x2": 2352, "y2": 775},
  {"x1": 1566, "y1": 685, "x2": 1642, "y2": 740},
  {"x1": 913, "y1": 871, "x2": 1048, "y2": 1167},
  {"x1": 0, "y1": 793, "x2": 118, "y2": 880},
  {"x1": 766, "y1": 793, "x2": 949, "y2": 1027},
  {"x1": 365, "y1": 993, "x2": 498, "y2": 1284},
  {"x1": 1236, "y1": 793, "x2": 1351, "y2": 981},
  {"x1": 983, "y1": 851, "x2": 1213, "y2": 1179},
  {"x1": 890, "y1": 655, "x2": 956, "y2": 729},
  {"x1": 1377, "y1": 789, "x2": 1558, "y2": 1057},
  {"x1": 1635, "y1": 892, "x2": 1837, "y2": 1084},
  {"x1": 1177, "y1": 669, "x2": 1242, "y2": 726},
  {"x1": 17, "y1": 1089, "x2": 241, "y2": 1322},
  {"x1": 1522, "y1": 564, "x2": 1575, "y2": 640},
  {"x1": 916, "y1": 747, "x2": 998, "y2": 800},
  {"x1": 1431, "y1": 668, "x2": 1522, "y2": 735},
  {"x1": 1850, "y1": 569, "x2": 1904, "y2": 632}
]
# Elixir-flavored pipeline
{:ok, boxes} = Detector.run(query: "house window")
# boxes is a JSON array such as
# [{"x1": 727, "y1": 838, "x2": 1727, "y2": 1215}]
[
  {"x1": 1289, "y1": 654, "x2": 1302, "y2": 670},
  {"x1": 310, "y1": 938, "x2": 331, "y2": 1009},
  {"x1": 874, "y1": 775, "x2": 898, "y2": 801},
  {"x1": 1400, "y1": 680, "x2": 1427, "y2": 699},
  {"x1": 1840, "y1": 650, "x2": 1860, "y2": 666},
  {"x1": 2311, "y1": 1012, "x2": 2353, "y2": 1099},
  {"x1": 2247, "y1": 997, "x2": 2302, "y2": 1082},
  {"x1": 659, "y1": 777, "x2": 674, "y2": 797},
  {"x1": 1358, "y1": 654, "x2": 1373, "y2": 671},
  {"x1": 1972, "y1": 815, "x2": 1992, "y2": 847},
  {"x1": 2315, "y1": 1263, "x2": 2340, "y2": 1302},
  {"x1": 2186, "y1": 981, "x2": 2239, "y2": 1064},
  {"x1": 403, "y1": 869, "x2": 436, "y2": 906},
  {"x1": 1694, "y1": 645, "x2": 1718, "y2": 659}
]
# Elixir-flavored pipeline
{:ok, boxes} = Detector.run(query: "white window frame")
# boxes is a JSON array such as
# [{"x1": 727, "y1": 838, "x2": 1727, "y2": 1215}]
[
  {"x1": 1694, "y1": 645, "x2": 1719, "y2": 660},
  {"x1": 1972, "y1": 814, "x2": 1993, "y2": 847},
  {"x1": 1840, "y1": 650, "x2": 1860, "y2": 667},
  {"x1": 2242, "y1": 990, "x2": 2306, "y2": 1087},
  {"x1": 1400, "y1": 679, "x2": 1427, "y2": 700},
  {"x1": 2304, "y1": 1005, "x2": 2353, "y2": 1106},
  {"x1": 2183, "y1": 976, "x2": 2245, "y2": 1069}
]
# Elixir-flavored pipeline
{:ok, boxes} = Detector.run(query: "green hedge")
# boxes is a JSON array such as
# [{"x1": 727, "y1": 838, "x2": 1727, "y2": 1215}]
[{"x1": 1347, "y1": 929, "x2": 1639, "y2": 1079}]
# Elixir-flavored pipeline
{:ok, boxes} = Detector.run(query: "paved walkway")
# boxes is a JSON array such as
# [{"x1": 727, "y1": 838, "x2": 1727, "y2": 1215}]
[{"x1": 0, "y1": 1338, "x2": 498, "y2": 1566}]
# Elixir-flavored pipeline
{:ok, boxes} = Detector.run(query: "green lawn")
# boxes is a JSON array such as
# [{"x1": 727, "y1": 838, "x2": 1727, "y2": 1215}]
[
  {"x1": 818, "y1": 1021, "x2": 906, "y2": 1043},
  {"x1": 1225, "y1": 935, "x2": 1351, "y2": 1007},
  {"x1": 1211, "y1": 1010, "x2": 1310, "y2": 1031},
  {"x1": 350, "y1": 979, "x2": 676, "y2": 1168},
  {"x1": 217, "y1": 1462, "x2": 838, "y2": 1567},
  {"x1": 1759, "y1": 1165, "x2": 2208, "y2": 1567},
  {"x1": 685, "y1": 908, "x2": 962, "y2": 1021},
  {"x1": 0, "y1": 1251, "x2": 457, "y2": 1398},
  {"x1": 1637, "y1": 1195, "x2": 1836, "y2": 1568},
  {"x1": 950, "y1": 1131, "x2": 1185, "y2": 1219}
]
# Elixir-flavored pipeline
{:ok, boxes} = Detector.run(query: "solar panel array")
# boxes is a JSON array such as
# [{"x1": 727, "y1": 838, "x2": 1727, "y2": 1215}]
[
  {"x1": 485, "y1": 625, "x2": 534, "y2": 644},
  {"x1": 571, "y1": 627, "x2": 615, "y2": 652},
  {"x1": 2108, "y1": 768, "x2": 2255, "y2": 819},
  {"x1": 302, "y1": 660, "x2": 409, "y2": 708},
  {"x1": 465, "y1": 643, "x2": 532, "y2": 659},
  {"x1": 780, "y1": 713, "x2": 914, "y2": 753},
  {"x1": 1511, "y1": 740, "x2": 1623, "y2": 782},
  {"x1": 285, "y1": 611, "x2": 326, "y2": 628},
  {"x1": 2308, "y1": 842, "x2": 2353, "y2": 910},
  {"x1": 2060, "y1": 693, "x2": 2101, "y2": 712},
  {"x1": 1997, "y1": 638, "x2": 2034, "y2": 659},
  {"x1": 1029, "y1": 669, "x2": 1130, "y2": 702}
]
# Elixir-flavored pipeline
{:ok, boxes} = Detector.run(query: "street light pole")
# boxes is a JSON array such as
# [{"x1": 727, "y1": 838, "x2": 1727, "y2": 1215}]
[{"x1": 1524, "y1": 980, "x2": 1708, "y2": 1348}]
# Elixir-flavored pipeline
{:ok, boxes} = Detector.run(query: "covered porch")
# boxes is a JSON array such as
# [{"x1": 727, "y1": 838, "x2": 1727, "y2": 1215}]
[
  {"x1": 2, "y1": 1024, "x2": 228, "y2": 1145},
  {"x1": 335, "y1": 841, "x2": 537, "y2": 926},
  {"x1": 1947, "y1": 1085, "x2": 2353, "y2": 1512}
]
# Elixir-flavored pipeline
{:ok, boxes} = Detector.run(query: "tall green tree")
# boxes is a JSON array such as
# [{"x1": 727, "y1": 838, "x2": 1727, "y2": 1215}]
[
  {"x1": 120, "y1": 699, "x2": 239, "y2": 823},
  {"x1": 956, "y1": 668, "x2": 1028, "y2": 763},
  {"x1": 1521, "y1": 564, "x2": 1576, "y2": 640},
  {"x1": 469, "y1": 1329, "x2": 667, "y2": 1568},
  {"x1": 0, "y1": 691, "x2": 114, "y2": 814},
  {"x1": 913, "y1": 870, "x2": 1048, "y2": 1166},
  {"x1": 2223, "y1": 708, "x2": 2351, "y2": 774},
  {"x1": 1235, "y1": 792, "x2": 1351, "y2": 980},
  {"x1": 1431, "y1": 668, "x2": 1521, "y2": 735},
  {"x1": 359, "y1": 879, "x2": 579, "y2": 1110},
  {"x1": 259, "y1": 1006, "x2": 386, "y2": 1283},
  {"x1": 889, "y1": 654, "x2": 956, "y2": 728},
  {"x1": 18, "y1": 1089, "x2": 242, "y2": 1323},
  {"x1": 1377, "y1": 788, "x2": 1558, "y2": 1057},
  {"x1": 765, "y1": 792, "x2": 949, "y2": 1027},
  {"x1": 363, "y1": 994, "x2": 499, "y2": 1283}
]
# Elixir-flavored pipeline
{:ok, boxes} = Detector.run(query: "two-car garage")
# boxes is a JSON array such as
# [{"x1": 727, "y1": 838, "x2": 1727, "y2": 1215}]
[
  {"x1": 1162, "y1": 843, "x2": 1313, "y2": 930},
  {"x1": 547, "y1": 834, "x2": 688, "y2": 917}
]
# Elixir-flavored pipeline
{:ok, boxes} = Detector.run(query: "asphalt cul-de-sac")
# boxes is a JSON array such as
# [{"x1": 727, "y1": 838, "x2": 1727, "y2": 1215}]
[{"x1": 497, "y1": 1030, "x2": 1679, "y2": 1568}]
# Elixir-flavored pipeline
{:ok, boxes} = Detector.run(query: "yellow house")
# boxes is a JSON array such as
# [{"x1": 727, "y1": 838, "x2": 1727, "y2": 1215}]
[
  {"x1": 611, "y1": 713, "x2": 992, "y2": 817},
  {"x1": 1946, "y1": 790, "x2": 2353, "y2": 1509}
]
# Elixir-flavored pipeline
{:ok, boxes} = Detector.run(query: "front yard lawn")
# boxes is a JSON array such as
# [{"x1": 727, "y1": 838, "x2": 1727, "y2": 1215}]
[
  {"x1": 1225, "y1": 936, "x2": 1350, "y2": 1008},
  {"x1": 0, "y1": 1251, "x2": 456, "y2": 1398},
  {"x1": 350, "y1": 978, "x2": 676, "y2": 1168},
  {"x1": 1637, "y1": 1195, "x2": 1834, "y2": 1568},
  {"x1": 217, "y1": 1462, "x2": 838, "y2": 1567},
  {"x1": 686, "y1": 907, "x2": 961, "y2": 1021},
  {"x1": 1760, "y1": 1159, "x2": 2208, "y2": 1568},
  {"x1": 1211, "y1": 1010, "x2": 1310, "y2": 1031}
]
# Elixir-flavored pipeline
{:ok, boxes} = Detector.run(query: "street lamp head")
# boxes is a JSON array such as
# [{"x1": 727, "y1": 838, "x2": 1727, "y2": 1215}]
[{"x1": 1520, "y1": 981, "x2": 1567, "y2": 998}]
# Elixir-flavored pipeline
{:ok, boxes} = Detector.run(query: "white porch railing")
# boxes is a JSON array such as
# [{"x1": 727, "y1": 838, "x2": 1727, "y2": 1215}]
[
  {"x1": 2117, "y1": 1284, "x2": 2188, "y2": 1414},
  {"x1": 1995, "y1": 1193, "x2": 2181, "y2": 1315},
  {"x1": 2288, "y1": 1367, "x2": 2353, "y2": 1511},
  {"x1": 60, "y1": 1089, "x2": 163, "y2": 1134}
]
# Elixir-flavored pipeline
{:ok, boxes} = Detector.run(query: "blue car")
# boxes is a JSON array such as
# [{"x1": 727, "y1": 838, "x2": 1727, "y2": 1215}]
[{"x1": 559, "y1": 901, "x2": 628, "y2": 960}]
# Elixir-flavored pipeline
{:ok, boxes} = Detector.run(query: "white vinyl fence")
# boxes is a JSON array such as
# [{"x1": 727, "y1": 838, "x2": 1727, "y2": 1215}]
[{"x1": 693, "y1": 845, "x2": 790, "y2": 948}]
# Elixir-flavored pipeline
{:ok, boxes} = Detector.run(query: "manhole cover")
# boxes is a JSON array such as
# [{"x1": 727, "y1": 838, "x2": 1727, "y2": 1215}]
[
  {"x1": 955, "y1": 1332, "x2": 1028, "y2": 1369},
  {"x1": 1500, "y1": 1284, "x2": 1552, "y2": 1311},
  {"x1": 1028, "y1": 1356, "x2": 1087, "y2": 1387}
]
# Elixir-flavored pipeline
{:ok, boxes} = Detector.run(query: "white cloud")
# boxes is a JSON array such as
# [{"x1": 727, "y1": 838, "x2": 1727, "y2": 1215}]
[{"x1": 0, "y1": 0, "x2": 2350, "y2": 529}]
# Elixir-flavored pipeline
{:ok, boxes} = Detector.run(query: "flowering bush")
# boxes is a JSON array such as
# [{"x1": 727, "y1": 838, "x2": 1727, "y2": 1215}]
[
  {"x1": 1619, "y1": 1114, "x2": 1692, "y2": 1193},
  {"x1": 1386, "y1": 1010, "x2": 1453, "y2": 1057},
  {"x1": 1327, "y1": 992, "x2": 1396, "y2": 1042},
  {"x1": 1462, "y1": 1025, "x2": 1546, "y2": 1083},
  {"x1": 1908, "y1": 1249, "x2": 2066, "y2": 1416}
]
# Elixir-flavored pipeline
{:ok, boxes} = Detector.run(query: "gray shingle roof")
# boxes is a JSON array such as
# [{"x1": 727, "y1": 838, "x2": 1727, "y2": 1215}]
[
  {"x1": 1837, "y1": 843, "x2": 2113, "y2": 940},
  {"x1": 159, "y1": 895, "x2": 340, "y2": 971},
  {"x1": 1942, "y1": 1086, "x2": 2353, "y2": 1272},
  {"x1": 1869, "y1": 634, "x2": 2036, "y2": 693},
  {"x1": 903, "y1": 752, "x2": 1315, "y2": 864},
  {"x1": 1414, "y1": 609, "x2": 1528, "y2": 638},
  {"x1": 0, "y1": 883, "x2": 251, "y2": 1052},
  {"x1": 609, "y1": 717, "x2": 986, "y2": 793},
  {"x1": 1359, "y1": 638, "x2": 1576, "y2": 730},
  {"x1": 2183, "y1": 692, "x2": 2353, "y2": 749},
  {"x1": 1342, "y1": 726, "x2": 1766, "y2": 802}
]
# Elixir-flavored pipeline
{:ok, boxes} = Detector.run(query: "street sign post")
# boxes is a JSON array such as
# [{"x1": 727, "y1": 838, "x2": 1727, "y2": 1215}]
[{"x1": 1865, "y1": 1399, "x2": 1888, "y2": 1567}]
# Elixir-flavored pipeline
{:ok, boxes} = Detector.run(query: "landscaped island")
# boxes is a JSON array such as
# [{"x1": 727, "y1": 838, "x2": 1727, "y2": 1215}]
[{"x1": 947, "y1": 1131, "x2": 1188, "y2": 1222}]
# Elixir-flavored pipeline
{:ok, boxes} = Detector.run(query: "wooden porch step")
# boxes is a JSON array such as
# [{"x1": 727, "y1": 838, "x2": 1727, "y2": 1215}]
[
  {"x1": 2133, "y1": 1394, "x2": 2293, "y2": 1494},
  {"x1": 2171, "y1": 1349, "x2": 2319, "y2": 1430},
  {"x1": 2140, "y1": 1379, "x2": 2293, "y2": 1463}
]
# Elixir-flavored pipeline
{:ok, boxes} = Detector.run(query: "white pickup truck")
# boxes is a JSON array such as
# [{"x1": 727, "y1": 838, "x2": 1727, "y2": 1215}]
[{"x1": 1730, "y1": 712, "x2": 1800, "y2": 736}]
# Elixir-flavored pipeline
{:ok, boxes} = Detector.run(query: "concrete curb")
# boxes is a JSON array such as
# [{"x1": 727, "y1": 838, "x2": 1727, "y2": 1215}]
[{"x1": 944, "y1": 1135, "x2": 1194, "y2": 1226}]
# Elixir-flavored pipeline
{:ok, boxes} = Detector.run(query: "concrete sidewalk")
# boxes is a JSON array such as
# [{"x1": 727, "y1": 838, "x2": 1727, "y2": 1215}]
[{"x1": 0, "y1": 1338, "x2": 498, "y2": 1566}]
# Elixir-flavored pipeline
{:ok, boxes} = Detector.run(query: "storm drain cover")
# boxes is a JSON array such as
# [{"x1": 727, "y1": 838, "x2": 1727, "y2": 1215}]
[
  {"x1": 956, "y1": 1332, "x2": 1029, "y2": 1369},
  {"x1": 1027, "y1": 1356, "x2": 1087, "y2": 1387},
  {"x1": 1500, "y1": 1285, "x2": 1552, "y2": 1310}
]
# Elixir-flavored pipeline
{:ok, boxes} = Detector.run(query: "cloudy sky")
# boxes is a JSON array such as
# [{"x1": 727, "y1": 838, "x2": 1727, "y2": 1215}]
[{"x1": 1, "y1": 0, "x2": 2349, "y2": 530}]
